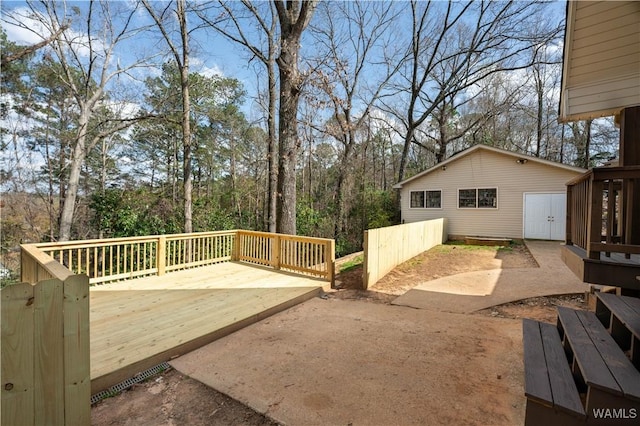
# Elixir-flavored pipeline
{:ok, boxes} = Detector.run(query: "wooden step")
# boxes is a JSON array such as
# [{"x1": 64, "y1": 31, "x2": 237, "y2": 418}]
[
  {"x1": 595, "y1": 293, "x2": 640, "y2": 368},
  {"x1": 522, "y1": 318, "x2": 586, "y2": 425},
  {"x1": 556, "y1": 307, "x2": 640, "y2": 422}
]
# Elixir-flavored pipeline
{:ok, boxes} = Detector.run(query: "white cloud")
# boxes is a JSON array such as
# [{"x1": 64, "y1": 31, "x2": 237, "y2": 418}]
[
  {"x1": 3, "y1": 7, "x2": 51, "y2": 45},
  {"x1": 191, "y1": 57, "x2": 223, "y2": 78},
  {"x1": 3, "y1": 5, "x2": 103, "y2": 58}
]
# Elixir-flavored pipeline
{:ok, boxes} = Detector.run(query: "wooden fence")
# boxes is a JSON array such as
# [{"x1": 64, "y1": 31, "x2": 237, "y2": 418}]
[
  {"x1": 362, "y1": 218, "x2": 448, "y2": 289},
  {"x1": 2, "y1": 246, "x2": 90, "y2": 425}
]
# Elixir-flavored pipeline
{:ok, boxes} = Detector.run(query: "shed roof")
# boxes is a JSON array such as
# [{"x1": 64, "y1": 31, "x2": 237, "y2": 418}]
[{"x1": 392, "y1": 144, "x2": 586, "y2": 189}]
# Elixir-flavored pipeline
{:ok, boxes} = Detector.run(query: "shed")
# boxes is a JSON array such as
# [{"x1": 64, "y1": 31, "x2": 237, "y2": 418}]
[{"x1": 393, "y1": 145, "x2": 586, "y2": 241}]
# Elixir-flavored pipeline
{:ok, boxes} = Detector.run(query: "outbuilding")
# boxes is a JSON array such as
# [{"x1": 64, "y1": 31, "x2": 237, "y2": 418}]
[{"x1": 393, "y1": 145, "x2": 586, "y2": 241}]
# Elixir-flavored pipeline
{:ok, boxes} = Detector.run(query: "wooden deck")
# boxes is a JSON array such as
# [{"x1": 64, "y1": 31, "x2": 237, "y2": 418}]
[
  {"x1": 89, "y1": 261, "x2": 327, "y2": 394},
  {"x1": 561, "y1": 244, "x2": 640, "y2": 290}
]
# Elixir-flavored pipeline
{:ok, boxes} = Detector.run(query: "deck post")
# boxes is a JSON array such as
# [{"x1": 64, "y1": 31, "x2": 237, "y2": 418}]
[
  {"x1": 587, "y1": 179, "x2": 603, "y2": 260},
  {"x1": 565, "y1": 184, "x2": 573, "y2": 245},
  {"x1": 157, "y1": 236, "x2": 166, "y2": 275},
  {"x1": 272, "y1": 234, "x2": 281, "y2": 270},
  {"x1": 232, "y1": 231, "x2": 240, "y2": 261},
  {"x1": 327, "y1": 239, "x2": 335, "y2": 288}
]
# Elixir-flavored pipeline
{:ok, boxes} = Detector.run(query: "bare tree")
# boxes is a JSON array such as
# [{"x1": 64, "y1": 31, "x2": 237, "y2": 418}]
[
  {"x1": 196, "y1": 0, "x2": 280, "y2": 233},
  {"x1": 198, "y1": 0, "x2": 316, "y2": 235},
  {"x1": 386, "y1": 0, "x2": 562, "y2": 183},
  {"x1": 308, "y1": 0, "x2": 402, "y2": 240},
  {"x1": 143, "y1": 0, "x2": 195, "y2": 233},
  {"x1": 4, "y1": 0, "x2": 155, "y2": 241}
]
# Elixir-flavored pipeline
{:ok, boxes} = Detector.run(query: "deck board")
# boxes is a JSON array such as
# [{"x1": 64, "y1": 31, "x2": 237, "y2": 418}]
[{"x1": 90, "y1": 262, "x2": 325, "y2": 394}]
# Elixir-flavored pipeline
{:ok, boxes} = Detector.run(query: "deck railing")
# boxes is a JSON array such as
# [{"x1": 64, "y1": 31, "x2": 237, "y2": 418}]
[
  {"x1": 236, "y1": 230, "x2": 335, "y2": 282},
  {"x1": 566, "y1": 166, "x2": 640, "y2": 260},
  {"x1": 23, "y1": 230, "x2": 334, "y2": 286},
  {"x1": 6, "y1": 229, "x2": 334, "y2": 425}
]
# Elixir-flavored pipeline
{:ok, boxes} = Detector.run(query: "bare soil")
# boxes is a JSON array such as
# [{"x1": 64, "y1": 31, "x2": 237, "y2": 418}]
[
  {"x1": 91, "y1": 368, "x2": 279, "y2": 426},
  {"x1": 91, "y1": 242, "x2": 586, "y2": 425},
  {"x1": 330, "y1": 241, "x2": 538, "y2": 303}
]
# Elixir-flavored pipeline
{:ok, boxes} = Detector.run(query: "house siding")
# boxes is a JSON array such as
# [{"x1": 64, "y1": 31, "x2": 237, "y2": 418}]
[
  {"x1": 560, "y1": 1, "x2": 640, "y2": 121},
  {"x1": 400, "y1": 149, "x2": 583, "y2": 239}
]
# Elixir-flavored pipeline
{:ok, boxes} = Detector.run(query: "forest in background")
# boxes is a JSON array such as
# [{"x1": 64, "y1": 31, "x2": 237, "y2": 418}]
[{"x1": 0, "y1": 1, "x2": 620, "y2": 279}]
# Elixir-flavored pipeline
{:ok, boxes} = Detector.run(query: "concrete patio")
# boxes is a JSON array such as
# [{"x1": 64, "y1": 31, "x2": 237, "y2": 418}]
[{"x1": 170, "y1": 240, "x2": 585, "y2": 425}]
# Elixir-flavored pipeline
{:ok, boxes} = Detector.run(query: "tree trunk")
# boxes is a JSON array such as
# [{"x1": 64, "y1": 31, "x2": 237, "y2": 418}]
[
  {"x1": 398, "y1": 126, "x2": 414, "y2": 184},
  {"x1": 333, "y1": 130, "x2": 354, "y2": 241},
  {"x1": 58, "y1": 110, "x2": 90, "y2": 241},
  {"x1": 276, "y1": 66, "x2": 300, "y2": 235},
  {"x1": 267, "y1": 56, "x2": 278, "y2": 233},
  {"x1": 274, "y1": 0, "x2": 318, "y2": 236},
  {"x1": 179, "y1": 0, "x2": 193, "y2": 234},
  {"x1": 584, "y1": 119, "x2": 591, "y2": 169},
  {"x1": 535, "y1": 74, "x2": 543, "y2": 158}
]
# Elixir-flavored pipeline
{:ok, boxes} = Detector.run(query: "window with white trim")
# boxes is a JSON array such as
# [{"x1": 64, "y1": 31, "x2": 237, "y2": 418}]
[
  {"x1": 478, "y1": 188, "x2": 497, "y2": 208},
  {"x1": 410, "y1": 191, "x2": 425, "y2": 208},
  {"x1": 425, "y1": 190, "x2": 441, "y2": 208},
  {"x1": 410, "y1": 190, "x2": 441, "y2": 208},
  {"x1": 458, "y1": 188, "x2": 497, "y2": 209}
]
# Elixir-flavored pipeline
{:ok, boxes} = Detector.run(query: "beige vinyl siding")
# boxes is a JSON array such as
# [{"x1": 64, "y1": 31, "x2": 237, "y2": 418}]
[
  {"x1": 400, "y1": 149, "x2": 583, "y2": 239},
  {"x1": 560, "y1": 1, "x2": 640, "y2": 121}
]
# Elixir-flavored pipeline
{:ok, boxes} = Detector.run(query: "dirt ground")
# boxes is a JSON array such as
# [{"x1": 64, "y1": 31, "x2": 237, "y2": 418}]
[
  {"x1": 331, "y1": 241, "x2": 539, "y2": 303},
  {"x1": 91, "y1": 242, "x2": 586, "y2": 426}
]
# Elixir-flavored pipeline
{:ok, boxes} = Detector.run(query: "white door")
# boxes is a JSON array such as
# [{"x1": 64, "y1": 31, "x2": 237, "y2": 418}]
[{"x1": 524, "y1": 193, "x2": 566, "y2": 240}]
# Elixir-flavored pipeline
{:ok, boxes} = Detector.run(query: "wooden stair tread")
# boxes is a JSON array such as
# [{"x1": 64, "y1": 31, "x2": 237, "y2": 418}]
[
  {"x1": 557, "y1": 306, "x2": 640, "y2": 400},
  {"x1": 596, "y1": 292, "x2": 640, "y2": 338},
  {"x1": 522, "y1": 319, "x2": 585, "y2": 417}
]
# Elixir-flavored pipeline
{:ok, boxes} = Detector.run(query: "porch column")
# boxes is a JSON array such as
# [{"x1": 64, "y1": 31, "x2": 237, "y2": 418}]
[{"x1": 619, "y1": 106, "x2": 640, "y2": 245}]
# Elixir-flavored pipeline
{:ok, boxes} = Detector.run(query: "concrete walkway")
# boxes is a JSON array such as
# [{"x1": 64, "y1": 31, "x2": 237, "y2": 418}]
[{"x1": 392, "y1": 240, "x2": 588, "y2": 313}]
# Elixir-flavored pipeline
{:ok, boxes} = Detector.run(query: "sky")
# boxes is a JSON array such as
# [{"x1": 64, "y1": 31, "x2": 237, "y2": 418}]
[{"x1": 1, "y1": 0, "x2": 264, "y2": 116}]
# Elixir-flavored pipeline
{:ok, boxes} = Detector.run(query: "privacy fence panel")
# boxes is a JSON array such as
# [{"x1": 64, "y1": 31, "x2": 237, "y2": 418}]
[
  {"x1": 362, "y1": 218, "x2": 448, "y2": 290},
  {"x1": 1, "y1": 275, "x2": 90, "y2": 426}
]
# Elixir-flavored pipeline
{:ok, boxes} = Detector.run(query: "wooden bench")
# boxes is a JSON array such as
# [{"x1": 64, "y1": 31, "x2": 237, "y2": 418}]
[
  {"x1": 595, "y1": 293, "x2": 640, "y2": 368},
  {"x1": 522, "y1": 318, "x2": 586, "y2": 425},
  {"x1": 556, "y1": 307, "x2": 640, "y2": 422}
]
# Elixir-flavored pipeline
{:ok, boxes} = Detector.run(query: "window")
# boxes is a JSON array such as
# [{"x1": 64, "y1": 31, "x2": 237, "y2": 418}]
[
  {"x1": 425, "y1": 190, "x2": 441, "y2": 208},
  {"x1": 410, "y1": 191, "x2": 425, "y2": 208},
  {"x1": 410, "y1": 190, "x2": 441, "y2": 209},
  {"x1": 478, "y1": 188, "x2": 497, "y2": 208},
  {"x1": 458, "y1": 189, "x2": 477, "y2": 208},
  {"x1": 458, "y1": 188, "x2": 497, "y2": 209}
]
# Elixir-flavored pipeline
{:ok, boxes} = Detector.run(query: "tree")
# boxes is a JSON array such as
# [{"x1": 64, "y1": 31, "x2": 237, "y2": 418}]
[
  {"x1": 197, "y1": 1, "x2": 280, "y2": 233},
  {"x1": 143, "y1": 0, "x2": 195, "y2": 233},
  {"x1": 4, "y1": 1, "x2": 154, "y2": 240},
  {"x1": 388, "y1": 0, "x2": 562, "y2": 182},
  {"x1": 273, "y1": 0, "x2": 318, "y2": 235},
  {"x1": 308, "y1": 0, "x2": 402, "y2": 241}
]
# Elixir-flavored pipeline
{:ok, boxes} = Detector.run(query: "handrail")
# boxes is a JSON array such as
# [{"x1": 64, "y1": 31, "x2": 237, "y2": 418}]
[{"x1": 21, "y1": 243, "x2": 75, "y2": 283}]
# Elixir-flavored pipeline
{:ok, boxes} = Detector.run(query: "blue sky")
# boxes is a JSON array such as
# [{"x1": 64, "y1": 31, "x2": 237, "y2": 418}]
[{"x1": 1, "y1": 0, "x2": 265, "y2": 116}]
